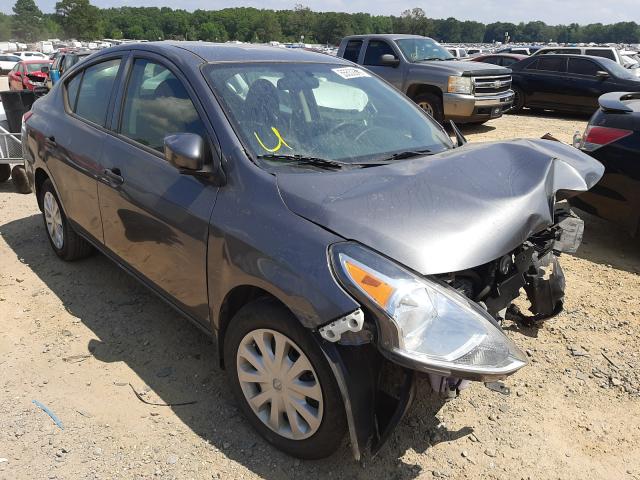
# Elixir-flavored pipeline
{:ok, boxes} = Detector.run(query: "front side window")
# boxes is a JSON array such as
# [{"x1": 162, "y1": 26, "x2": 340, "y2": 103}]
[
  {"x1": 120, "y1": 59, "x2": 206, "y2": 152},
  {"x1": 73, "y1": 59, "x2": 121, "y2": 126},
  {"x1": 568, "y1": 58, "x2": 599, "y2": 76},
  {"x1": 396, "y1": 38, "x2": 453, "y2": 62},
  {"x1": 364, "y1": 40, "x2": 395, "y2": 66},
  {"x1": 343, "y1": 40, "x2": 363, "y2": 63},
  {"x1": 204, "y1": 62, "x2": 452, "y2": 169}
]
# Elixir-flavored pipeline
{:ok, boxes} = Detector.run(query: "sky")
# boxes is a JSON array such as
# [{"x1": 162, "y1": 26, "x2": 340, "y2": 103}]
[{"x1": 5, "y1": 0, "x2": 640, "y2": 25}]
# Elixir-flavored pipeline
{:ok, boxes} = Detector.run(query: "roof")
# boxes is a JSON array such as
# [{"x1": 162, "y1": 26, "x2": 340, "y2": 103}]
[
  {"x1": 106, "y1": 41, "x2": 352, "y2": 64},
  {"x1": 341, "y1": 34, "x2": 430, "y2": 41}
]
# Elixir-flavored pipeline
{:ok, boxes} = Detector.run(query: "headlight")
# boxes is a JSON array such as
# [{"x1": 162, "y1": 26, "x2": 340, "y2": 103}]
[
  {"x1": 447, "y1": 76, "x2": 473, "y2": 94},
  {"x1": 330, "y1": 242, "x2": 527, "y2": 379}
]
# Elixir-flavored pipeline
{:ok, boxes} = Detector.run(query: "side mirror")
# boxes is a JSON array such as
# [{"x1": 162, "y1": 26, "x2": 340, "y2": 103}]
[
  {"x1": 595, "y1": 70, "x2": 609, "y2": 80},
  {"x1": 40, "y1": 66, "x2": 50, "y2": 74},
  {"x1": 164, "y1": 133, "x2": 204, "y2": 171},
  {"x1": 380, "y1": 54, "x2": 400, "y2": 67}
]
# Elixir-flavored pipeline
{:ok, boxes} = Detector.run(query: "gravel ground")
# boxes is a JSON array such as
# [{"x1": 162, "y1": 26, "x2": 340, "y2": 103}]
[{"x1": 1, "y1": 85, "x2": 639, "y2": 480}]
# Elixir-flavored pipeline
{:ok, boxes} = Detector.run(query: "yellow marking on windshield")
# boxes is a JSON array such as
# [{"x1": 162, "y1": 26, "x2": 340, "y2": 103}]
[{"x1": 254, "y1": 127, "x2": 292, "y2": 153}]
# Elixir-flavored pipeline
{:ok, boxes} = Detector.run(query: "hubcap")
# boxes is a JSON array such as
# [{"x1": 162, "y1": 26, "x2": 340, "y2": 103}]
[
  {"x1": 236, "y1": 329, "x2": 323, "y2": 440},
  {"x1": 43, "y1": 191, "x2": 64, "y2": 250},
  {"x1": 418, "y1": 101, "x2": 434, "y2": 117}
]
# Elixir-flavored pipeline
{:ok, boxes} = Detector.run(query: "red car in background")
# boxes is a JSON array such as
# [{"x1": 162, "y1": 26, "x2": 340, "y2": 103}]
[
  {"x1": 8, "y1": 59, "x2": 52, "y2": 91},
  {"x1": 469, "y1": 53, "x2": 528, "y2": 67}
]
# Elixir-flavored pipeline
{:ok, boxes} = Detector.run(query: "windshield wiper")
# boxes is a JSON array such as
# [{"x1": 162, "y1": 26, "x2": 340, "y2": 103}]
[
  {"x1": 257, "y1": 154, "x2": 347, "y2": 170},
  {"x1": 416, "y1": 57, "x2": 448, "y2": 62},
  {"x1": 376, "y1": 149, "x2": 433, "y2": 161}
]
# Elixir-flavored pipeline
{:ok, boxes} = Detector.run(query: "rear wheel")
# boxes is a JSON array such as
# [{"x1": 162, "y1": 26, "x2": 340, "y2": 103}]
[
  {"x1": 414, "y1": 92, "x2": 444, "y2": 124},
  {"x1": 224, "y1": 299, "x2": 347, "y2": 459},
  {"x1": 40, "y1": 179, "x2": 93, "y2": 261}
]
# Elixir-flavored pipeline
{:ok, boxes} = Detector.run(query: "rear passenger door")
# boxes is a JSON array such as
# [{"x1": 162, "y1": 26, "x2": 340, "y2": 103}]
[
  {"x1": 44, "y1": 55, "x2": 124, "y2": 242},
  {"x1": 98, "y1": 54, "x2": 219, "y2": 323},
  {"x1": 362, "y1": 39, "x2": 404, "y2": 90}
]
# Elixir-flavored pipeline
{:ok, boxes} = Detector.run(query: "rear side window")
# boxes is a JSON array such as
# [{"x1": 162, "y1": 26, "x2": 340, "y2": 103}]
[
  {"x1": 586, "y1": 49, "x2": 616, "y2": 61},
  {"x1": 535, "y1": 57, "x2": 567, "y2": 73},
  {"x1": 343, "y1": 40, "x2": 363, "y2": 63},
  {"x1": 568, "y1": 58, "x2": 600, "y2": 76},
  {"x1": 364, "y1": 40, "x2": 395, "y2": 66},
  {"x1": 119, "y1": 58, "x2": 206, "y2": 153},
  {"x1": 72, "y1": 59, "x2": 121, "y2": 126}
]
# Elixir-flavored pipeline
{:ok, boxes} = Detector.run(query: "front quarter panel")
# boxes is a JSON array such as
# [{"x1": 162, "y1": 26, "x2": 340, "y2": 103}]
[{"x1": 208, "y1": 149, "x2": 360, "y2": 332}]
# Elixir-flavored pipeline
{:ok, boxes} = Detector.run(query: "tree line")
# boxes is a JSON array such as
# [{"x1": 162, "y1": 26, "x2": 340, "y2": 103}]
[{"x1": 2, "y1": 1, "x2": 640, "y2": 46}]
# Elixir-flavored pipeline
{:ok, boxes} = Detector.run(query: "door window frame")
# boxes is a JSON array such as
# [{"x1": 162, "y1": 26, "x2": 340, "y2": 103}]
[
  {"x1": 111, "y1": 51, "x2": 218, "y2": 162},
  {"x1": 363, "y1": 39, "x2": 398, "y2": 67},
  {"x1": 62, "y1": 52, "x2": 128, "y2": 132}
]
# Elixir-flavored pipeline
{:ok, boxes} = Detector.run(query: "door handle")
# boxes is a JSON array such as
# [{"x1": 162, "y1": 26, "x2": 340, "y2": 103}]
[
  {"x1": 45, "y1": 135, "x2": 56, "y2": 145},
  {"x1": 103, "y1": 168, "x2": 124, "y2": 186}
]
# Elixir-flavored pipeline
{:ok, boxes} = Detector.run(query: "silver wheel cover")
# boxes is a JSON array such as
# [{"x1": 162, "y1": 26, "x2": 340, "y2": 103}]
[
  {"x1": 418, "y1": 101, "x2": 435, "y2": 117},
  {"x1": 43, "y1": 191, "x2": 64, "y2": 250},
  {"x1": 236, "y1": 328, "x2": 323, "y2": 440}
]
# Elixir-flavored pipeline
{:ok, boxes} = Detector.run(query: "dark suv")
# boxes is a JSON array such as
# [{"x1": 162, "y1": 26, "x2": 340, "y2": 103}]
[{"x1": 22, "y1": 42, "x2": 603, "y2": 460}]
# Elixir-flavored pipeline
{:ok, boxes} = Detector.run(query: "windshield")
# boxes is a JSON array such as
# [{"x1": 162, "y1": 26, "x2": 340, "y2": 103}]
[
  {"x1": 204, "y1": 62, "x2": 452, "y2": 168},
  {"x1": 396, "y1": 38, "x2": 454, "y2": 62},
  {"x1": 25, "y1": 62, "x2": 49, "y2": 73}
]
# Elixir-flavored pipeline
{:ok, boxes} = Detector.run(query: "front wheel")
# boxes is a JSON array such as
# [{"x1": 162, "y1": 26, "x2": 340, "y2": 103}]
[
  {"x1": 510, "y1": 86, "x2": 525, "y2": 113},
  {"x1": 413, "y1": 92, "x2": 444, "y2": 124},
  {"x1": 223, "y1": 299, "x2": 347, "y2": 459}
]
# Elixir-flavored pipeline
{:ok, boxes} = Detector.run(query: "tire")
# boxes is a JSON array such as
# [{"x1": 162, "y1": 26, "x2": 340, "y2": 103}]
[
  {"x1": 11, "y1": 165, "x2": 32, "y2": 194},
  {"x1": 510, "y1": 86, "x2": 525, "y2": 113},
  {"x1": 39, "y1": 179, "x2": 94, "y2": 261},
  {"x1": 223, "y1": 299, "x2": 347, "y2": 459},
  {"x1": 413, "y1": 92, "x2": 444, "y2": 124},
  {"x1": 0, "y1": 164, "x2": 10, "y2": 183}
]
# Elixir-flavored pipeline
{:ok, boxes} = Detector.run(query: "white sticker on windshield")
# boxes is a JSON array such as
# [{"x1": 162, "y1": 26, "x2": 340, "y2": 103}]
[{"x1": 332, "y1": 67, "x2": 371, "y2": 79}]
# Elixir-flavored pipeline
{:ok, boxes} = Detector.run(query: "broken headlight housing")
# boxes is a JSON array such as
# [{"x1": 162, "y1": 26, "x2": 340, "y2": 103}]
[{"x1": 330, "y1": 242, "x2": 527, "y2": 380}]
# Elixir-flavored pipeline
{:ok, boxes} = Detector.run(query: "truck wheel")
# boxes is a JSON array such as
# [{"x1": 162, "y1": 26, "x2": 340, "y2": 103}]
[
  {"x1": 0, "y1": 164, "x2": 10, "y2": 183},
  {"x1": 40, "y1": 179, "x2": 94, "y2": 261},
  {"x1": 510, "y1": 87, "x2": 525, "y2": 113},
  {"x1": 224, "y1": 298, "x2": 347, "y2": 459},
  {"x1": 11, "y1": 165, "x2": 32, "y2": 194},
  {"x1": 414, "y1": 93, "x2": 444, "y2": 124}
]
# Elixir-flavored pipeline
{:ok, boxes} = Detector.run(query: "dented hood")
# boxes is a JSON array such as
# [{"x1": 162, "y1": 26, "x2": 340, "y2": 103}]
[{"x1": 276, "y1": 139, "x2": 604, "y2": 275}]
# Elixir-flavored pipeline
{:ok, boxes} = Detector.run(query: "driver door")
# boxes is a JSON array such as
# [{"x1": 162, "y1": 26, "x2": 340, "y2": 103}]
[{"x1": 362, "y1": 39, "x2": 404, "y2": 90}]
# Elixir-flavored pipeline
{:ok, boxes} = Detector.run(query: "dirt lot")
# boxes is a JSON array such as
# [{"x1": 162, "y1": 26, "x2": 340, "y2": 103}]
[{"x1": 1, "y1": 89, "x2": 640, "y2": 480}]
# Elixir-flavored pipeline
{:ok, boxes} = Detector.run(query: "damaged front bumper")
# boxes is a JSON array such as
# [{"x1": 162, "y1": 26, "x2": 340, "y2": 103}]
[{"x1": 320, "y1": 208, "x2": 584, "y2": 460}]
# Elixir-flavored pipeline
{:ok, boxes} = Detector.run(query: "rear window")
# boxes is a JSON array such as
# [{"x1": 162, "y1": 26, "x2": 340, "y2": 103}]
[
  {"x1": 343, "y1": 40, "x2": 363, "y2": 63},
  {"x1": 25, "y1": 62, "x2": 49, "y2": 73}
]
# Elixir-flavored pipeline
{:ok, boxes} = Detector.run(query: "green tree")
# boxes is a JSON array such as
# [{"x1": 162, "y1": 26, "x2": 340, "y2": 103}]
[
  {"x1": 55, "y1": 0, "x2": 101, "y2": 40},
  {"x1": 12, "y1": 0, "x2": 44, "y2": 42},
  {"x1": 0, "y1": 13, "x2": 12, "y2": 41}
]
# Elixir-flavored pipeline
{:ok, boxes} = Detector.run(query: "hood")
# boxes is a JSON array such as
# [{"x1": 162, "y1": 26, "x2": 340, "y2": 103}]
[
  {"x1": 276, "y1": 139, "x2": 604, "y2": 275},
  {"x1": 413, "y1": 59, "x2": 511, "y2": 76}
]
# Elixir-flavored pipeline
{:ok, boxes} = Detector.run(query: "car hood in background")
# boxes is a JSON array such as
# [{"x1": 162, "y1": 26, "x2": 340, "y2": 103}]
[
  {"x1": 413, "y1": 60, "x2": 511, "y2": 76},
  {"x1": 277, "y1": 139, "x2": 604, "y2": 275}
]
